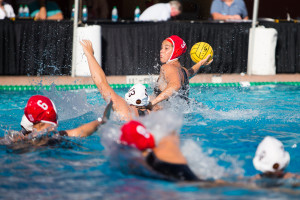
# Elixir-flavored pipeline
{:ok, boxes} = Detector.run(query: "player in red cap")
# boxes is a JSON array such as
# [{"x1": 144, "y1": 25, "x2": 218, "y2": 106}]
[
  {"x1": 119, "y1": 120, "x2": 199, "y2": 181},
  {"x1": 80, "y1": 40, "x2": 152, "y2": 121},
  {"x1": 7, "y1": 95, "x2": 112, "y2": 144},
  {"x1": 150, "y1": 35, "x2": 213, "y2": 110}
]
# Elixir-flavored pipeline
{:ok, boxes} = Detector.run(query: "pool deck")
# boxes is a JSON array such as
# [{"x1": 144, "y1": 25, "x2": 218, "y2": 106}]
[{"x1": 0, "y1": 74, "x2": 299, "y2": 85}]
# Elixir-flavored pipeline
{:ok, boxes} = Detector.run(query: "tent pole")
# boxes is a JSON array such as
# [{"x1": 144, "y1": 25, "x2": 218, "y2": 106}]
[{"x1": 71, "y1": 0, "x2": 79, "y2": 77}]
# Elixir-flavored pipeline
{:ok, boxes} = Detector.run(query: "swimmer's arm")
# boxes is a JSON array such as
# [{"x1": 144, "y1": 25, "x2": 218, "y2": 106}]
[
  {"x1": 80, "y1": 40, "x2": 114, "y2": 103},
  {"x1": 250, "y1": 174, "x2": 261, "y2": 180},
  {"x1": 65, "y1": 119, "x2": 102, "y2": 137},
  {"x1": 187, "y1": 55, "x2": 213, "y2": 78},
  {"x1": 80, "y1": 40, "x2": 132, "y2": 119},
  {"x1": 151, "y1": 65, "x2": 181, "y2": 106},
  {"x1": 284, "y1": 172, "x2": 300, "y2": 179}
]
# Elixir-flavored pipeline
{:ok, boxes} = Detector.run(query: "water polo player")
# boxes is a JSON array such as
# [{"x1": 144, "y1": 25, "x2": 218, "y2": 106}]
[
  {"x1": 80, "y1": 40, "x2": 151, "y2": 120},
  {"x1": 119, "y1": 120, "x2": 200, "y2": 181},
  {"x1": 1, "y1": 95, "x2": 110, "y2": 145},
  {"x1": 252, "y1": 136, "x2": 300, "y2": 179},
  {"x1": 150, "y1": 35, "x2": 213, "y2": 109}
]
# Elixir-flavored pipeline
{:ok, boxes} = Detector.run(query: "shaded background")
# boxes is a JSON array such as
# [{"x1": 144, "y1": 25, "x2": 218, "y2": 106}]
[{"x1": 1, "y1": 0, "x2": 299, "y2": 76}]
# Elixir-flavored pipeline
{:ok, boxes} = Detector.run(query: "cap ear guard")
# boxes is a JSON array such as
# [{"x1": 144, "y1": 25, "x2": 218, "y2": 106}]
[{"x1": 20, "y1": 114, "x2": 33, "y2": 133}]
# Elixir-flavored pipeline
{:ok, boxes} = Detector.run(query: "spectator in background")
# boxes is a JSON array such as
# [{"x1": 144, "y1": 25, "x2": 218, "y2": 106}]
[
  {"x1": 0, "y1": 0, "x2": 15, "y2": 19},
  {"x1": 139, "y1": 0, "x2": 182, "y2": 21},
  {"x1": 28, "y1": 0, "x2": 63, "y2": 20},
  {"x1": 210, "y1": 0, "x2": 248, "y2": 21}
]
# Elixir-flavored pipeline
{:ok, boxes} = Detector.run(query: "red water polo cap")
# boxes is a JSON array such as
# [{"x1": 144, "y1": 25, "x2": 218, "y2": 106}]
[
  {"x1": 166, "y1": 35, "x2": 187, "y2": 62},
  {"x1": 120, "y1": 120, "x2": 155, "y2": 151},
  {"x1": 24, "y1": 95, "x2": 58, "y2": 126}
]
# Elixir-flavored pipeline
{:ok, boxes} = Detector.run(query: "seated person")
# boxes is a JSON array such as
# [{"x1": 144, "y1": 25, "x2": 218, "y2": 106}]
[
  {"x1": 139, "y1": 0, "x2": 182, "y2": 21},
  {"x1": 252, "y1": 136, "x2": 300, "y2": 179},
  {"x1": 210, "y1": 0, "x2": 248, "y2": 21},
  {"x1": 0, "y1": 0, "x2": 15, "y2": 19},
  {"x1": 80, "y1": 40, "x2": 152, "y2": 121},
  {"x1": 1, "y1": 95, "x2": 110, "y2": 145},
  {"x1": 28, "y1": 0, "x2": 63, "y2": 20}
]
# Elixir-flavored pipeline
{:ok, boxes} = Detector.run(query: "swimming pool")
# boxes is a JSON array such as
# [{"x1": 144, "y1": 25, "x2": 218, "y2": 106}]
[{"x1": 0, "y1": 84, "x2": 299, "y2": 199}]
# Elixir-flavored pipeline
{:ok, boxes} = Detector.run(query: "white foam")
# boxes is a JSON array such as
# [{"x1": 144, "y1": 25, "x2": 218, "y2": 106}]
[
  {"x1": 181, "y1": 139, "x2": 245, "y2": 179},
  {"x1": 41, "y1": 86, "x2": 102, "y2": 121},
  {"x1": 181, "y1": 139, "x2": 226, "y2": 179},
  {"x1": 140, "y1": 110, "x2": 183, "y2": 145},
  {"x1": 199, "y1": 108, "x2": 260, "y2": 120}
]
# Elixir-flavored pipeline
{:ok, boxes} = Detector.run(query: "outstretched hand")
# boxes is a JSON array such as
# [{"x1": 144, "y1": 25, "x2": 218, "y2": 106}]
[
  {"x1": 188, "y1": 54, "x2": 213, "y2": 78},
  {"x1": 197, "y1": 54, "x2": 213, "y2": 67},
  {"x1": 80, "y1": 40, "x2": 94, "y2": 57}
]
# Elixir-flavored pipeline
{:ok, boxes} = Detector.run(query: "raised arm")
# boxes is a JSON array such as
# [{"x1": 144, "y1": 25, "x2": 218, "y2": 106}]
[
  {"x1": 80, "y1": 40, "x2": 118, "y2": 103},
  {"x1": 80, "y1": 40, "x2": 133, "y2": 120},
  {"x1": 187, "y1": 55, "x2": 213, "y2": 78},
  {"x1": 151, "y1": 65, "x2": 181, "y2": 106}
]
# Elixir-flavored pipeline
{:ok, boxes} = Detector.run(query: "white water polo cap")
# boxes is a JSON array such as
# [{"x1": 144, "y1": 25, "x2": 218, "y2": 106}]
[
  {"x1": 125, "y1": 83, "x2": 150, "y2": 106},
  {"x1": 253, "y1": 136, "x2": 290, "y2": 173}
]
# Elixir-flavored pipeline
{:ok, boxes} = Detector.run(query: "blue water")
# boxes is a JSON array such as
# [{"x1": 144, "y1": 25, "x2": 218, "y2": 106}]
[{"x1": 0, "y1": 84, "x2": 299, "y2": 199}]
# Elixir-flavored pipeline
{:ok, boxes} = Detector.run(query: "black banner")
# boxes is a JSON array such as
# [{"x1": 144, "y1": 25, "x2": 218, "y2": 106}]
[{"x1": 0, "y1": 20, "x2": 299, "y2": 76}]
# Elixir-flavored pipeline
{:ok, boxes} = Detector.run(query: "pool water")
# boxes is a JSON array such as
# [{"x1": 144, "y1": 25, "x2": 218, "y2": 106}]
[{"x1": 0, "y1": 84, "x2": 299, "y2": 199}]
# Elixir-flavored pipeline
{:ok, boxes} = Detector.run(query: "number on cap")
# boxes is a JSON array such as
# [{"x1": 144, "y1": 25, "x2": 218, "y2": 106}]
[{"x1": 37, "y1": 100, "x2": 48, "y2": 110}]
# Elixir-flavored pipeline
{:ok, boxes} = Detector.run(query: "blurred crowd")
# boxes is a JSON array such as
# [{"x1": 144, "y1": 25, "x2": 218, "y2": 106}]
[{"x1": 0, "y1": 0, "x2": 249, "y2": 22}]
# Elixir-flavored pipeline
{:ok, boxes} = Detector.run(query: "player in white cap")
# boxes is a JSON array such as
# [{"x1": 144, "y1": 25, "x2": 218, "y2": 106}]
[
  {"x1": 80, "y1": 40, "x2": 151, "y2": 121},
  {"x1": 252, "y1": 136, "x2": 300, "y2": 179}
]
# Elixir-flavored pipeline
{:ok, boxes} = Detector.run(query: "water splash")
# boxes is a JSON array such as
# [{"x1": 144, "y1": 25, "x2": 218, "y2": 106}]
[
  {"x1": 140, "y1": 110, "x2": 183, "y2": 144},
  {"x1": 182, "y1": 139, "x2": 245, "y2": 180},
  {"x1": 41, "y1": 85, "x2": 103, "y2": 121}
]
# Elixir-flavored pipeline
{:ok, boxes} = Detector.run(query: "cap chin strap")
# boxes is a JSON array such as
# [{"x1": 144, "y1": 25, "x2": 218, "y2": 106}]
[
  {"x1": 167, "y1": 38, "x2": 176, "y2": 63},
  {"x1": 167, "y1": 57, "x2": 178, "y2": 63}
]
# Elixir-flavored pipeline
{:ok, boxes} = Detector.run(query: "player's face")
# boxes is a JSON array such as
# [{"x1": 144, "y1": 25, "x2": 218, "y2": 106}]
[
  {"x1": 170, "y1": 8, "x2": 181, "y2": 17},
  {"x1": 160, "y1": 40, "x2": 173, "y2": 63}
]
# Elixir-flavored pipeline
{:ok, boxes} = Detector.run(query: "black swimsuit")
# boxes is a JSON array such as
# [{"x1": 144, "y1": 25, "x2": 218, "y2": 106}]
[
  {"x1": 154, "y1": 68, "x2": 190, "y2": 101},
  {"x1": 145, "y1": 151, "x2": 200, "y2": 181}
]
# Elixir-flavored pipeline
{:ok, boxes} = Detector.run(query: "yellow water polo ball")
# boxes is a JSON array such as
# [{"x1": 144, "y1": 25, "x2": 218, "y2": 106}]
[{"x1": 190, "y1": 42, "x2": 213, "y2": 63}]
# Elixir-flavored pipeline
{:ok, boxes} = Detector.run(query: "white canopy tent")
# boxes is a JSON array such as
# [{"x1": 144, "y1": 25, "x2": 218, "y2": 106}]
[{"x1": 247, "y1": 0, "x2": 260, "y2": 75}]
